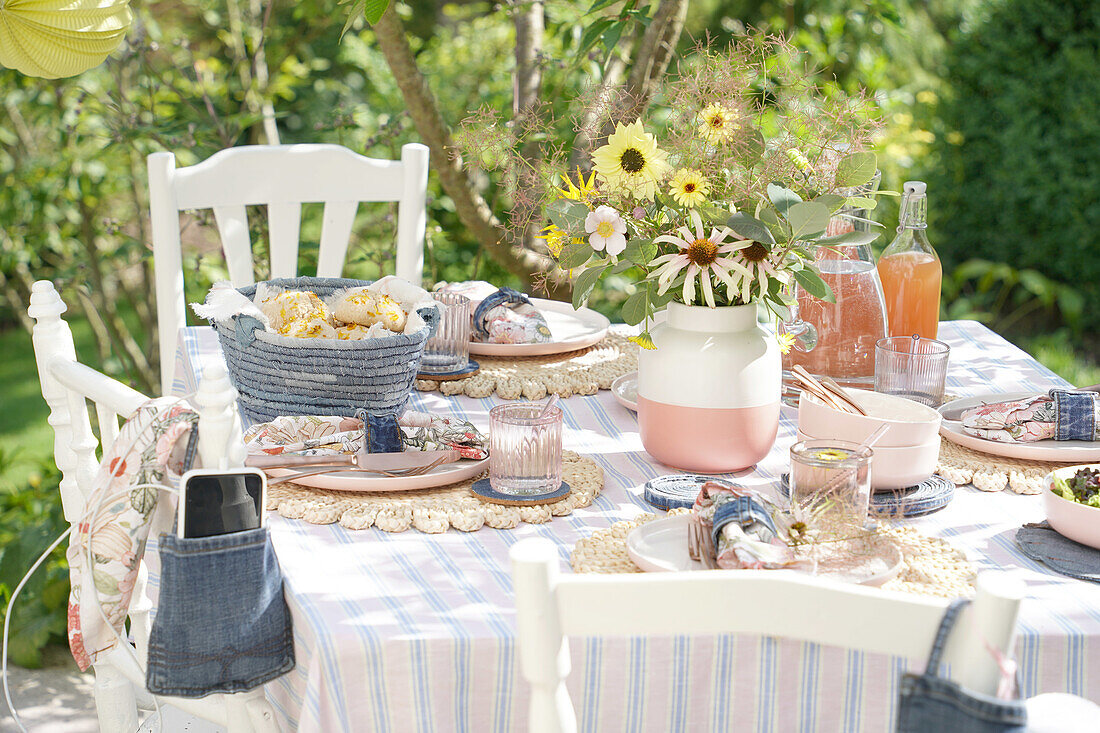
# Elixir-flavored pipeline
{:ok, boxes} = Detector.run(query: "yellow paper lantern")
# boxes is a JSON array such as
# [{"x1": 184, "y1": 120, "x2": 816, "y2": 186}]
[{"x1": 0, "y1": 0, "x2": 133, "y2": 79}]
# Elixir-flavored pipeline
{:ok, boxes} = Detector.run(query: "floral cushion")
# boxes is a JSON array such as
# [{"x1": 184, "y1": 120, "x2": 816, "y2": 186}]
[{"x1": 67, "y1": 399, "x2": 198, "y2": 671}]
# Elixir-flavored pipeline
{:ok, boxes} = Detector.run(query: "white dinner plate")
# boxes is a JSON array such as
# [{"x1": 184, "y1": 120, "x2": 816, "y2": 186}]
[
  {"x1": 938, "y1": 393, "x2": 1100, "y2": 462},
  {"x1": 265, "y1": 457, "x2": 488, "y2": 492},
  {"x1": 468, "y1": 298, "x2": 610, "y2": 356},
  {"x1": 611, "y1": 371, "x2": 638, "y2": 412},
  {"x1": 626, "y1": 514, "x2": 903, "y2": 586}
]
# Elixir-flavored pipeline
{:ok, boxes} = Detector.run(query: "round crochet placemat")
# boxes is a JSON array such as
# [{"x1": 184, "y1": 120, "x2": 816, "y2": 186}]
[
  {"x1": 936, "y1": 439, "x2": 1072, "y2": 495},
  {"x1": 265, "y1": 451, "x2": 602, "y2": 533},
  {"x1": 571, "y1": 512, "x2": 975, "y2": 598},
  {"x1": 414, "y1": 334, "x2": 637, "y2": 400}
]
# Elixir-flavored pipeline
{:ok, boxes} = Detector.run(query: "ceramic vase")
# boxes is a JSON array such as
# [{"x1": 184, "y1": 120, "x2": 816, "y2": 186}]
[{"x1": 637, "y1": 301, "x2": 781, "y2": 473}]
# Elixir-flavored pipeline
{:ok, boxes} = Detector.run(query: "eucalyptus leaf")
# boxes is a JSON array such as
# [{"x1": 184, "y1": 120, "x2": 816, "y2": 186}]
[
  {"x1": 620, "y1": 289, "x2": 649, "y2": 326},
  {"x1": 786, "y1": 201, "x2": 830, "y2": 240},
  {"x1": 834, "y1": 152, "x2": 878, "y2": 187},
  {"x1": 794, "y1": 268, "x2": 836, "y2": 303},
  {"x1": 547, "y1": 199, "x2": 587, "y2": 233},
  {"x1": 743, "y1": 129, "x2": 765, "y2": 161},
  {"x1": 815, "y1": 193, "x2": 847, "y2": 213},
  {"x1": 767, "y1": 184, "x2": 801, "y2": 215},
  {"x1": 572, "y1": 266, "x2": 605, "y2": 309},
  {"x1": 609, "y1": 259, "x2": 635, "y2": 274},
  {"x1": 726, "y1": 212, "x2": 775, "y2": 244},
  {"x1": 558, "y1": 241, "x2": 593, "y2": 269},
  {"x1": 815, "y1": 230, "x2": 882, "y2": 246},
  {"x1": 623, "y1": 239, "x2": 657, "y2": 266},
  {"x1": 845, "y1": 196, "x2": 878, "y2": 211}
]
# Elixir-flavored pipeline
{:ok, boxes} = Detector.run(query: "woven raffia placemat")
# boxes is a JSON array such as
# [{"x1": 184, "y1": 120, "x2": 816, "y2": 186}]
[
  {"x1": 571, "y1": 511, "x2": 976, "y2": 598},
  {"x1": 936, "y1": 439, "x2": 1073, "y2": 495},
  {"x1": 415, "y1": 334, "x2": 637, "y2": 400},
  {"x1": 266, "y1": 451, "x2": 603, "y2": 533}
]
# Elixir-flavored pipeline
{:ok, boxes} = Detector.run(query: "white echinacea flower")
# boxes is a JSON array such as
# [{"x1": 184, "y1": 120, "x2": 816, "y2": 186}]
[
  {"x1": 585, "y1": 205, "x2": 628, "y2": 256},
  {"x1": 648, "y1": 210, "x2": 753, "y2": 308}
]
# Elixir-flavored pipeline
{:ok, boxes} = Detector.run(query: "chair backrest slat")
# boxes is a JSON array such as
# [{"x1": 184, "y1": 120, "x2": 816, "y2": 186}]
[
  {"x1": 316, "y1": 200, "x2": 359, "y2": 278},
  {"x1": 149, "y1": 142, "x2": 429, "y2": 395},
  {"x1": 212, "y1": 205, "x2": 256, "y2": 286},
  {"x1": 267, "y1": 202, "x2": 302, "y2": 279}
]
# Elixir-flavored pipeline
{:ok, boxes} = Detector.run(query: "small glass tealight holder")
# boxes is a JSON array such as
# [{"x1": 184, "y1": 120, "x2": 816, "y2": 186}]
[
  {"x1": 789, "y1": 439, "x2": 872, "y2": 530},
  {"x1": 419, "y1": 292, "x2": 471, "y2": 375},
  {"x1": 489, "y1": 403, "x2": 563, "y2": 496}
]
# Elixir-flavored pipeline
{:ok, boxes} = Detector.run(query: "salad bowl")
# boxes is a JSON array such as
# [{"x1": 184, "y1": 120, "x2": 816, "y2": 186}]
[{"x1": 1043, "y1": 464, "x2": 1100, "y2": 550}]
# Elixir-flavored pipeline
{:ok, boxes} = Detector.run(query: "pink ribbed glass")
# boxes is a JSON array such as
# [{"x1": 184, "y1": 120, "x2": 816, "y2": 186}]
[{"x1": 489, "y1": 403, "x2": 563, "y2": 495}]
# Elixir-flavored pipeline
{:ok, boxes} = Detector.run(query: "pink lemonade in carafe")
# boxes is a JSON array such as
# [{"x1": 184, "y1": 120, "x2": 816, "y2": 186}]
[{"x1": 785, "y1": 247, "x2": 888, "y2": 384}]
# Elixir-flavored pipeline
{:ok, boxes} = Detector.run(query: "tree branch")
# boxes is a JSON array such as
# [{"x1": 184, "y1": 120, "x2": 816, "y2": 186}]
[
  {"x1": 511, "y1": 0, "x2": 545, "y2": 256},
  {"x1": 371, "y1": 4, "x2": 562, "y2": 292},
  {"x1": 622, "y1": 0, "x2": 688, "y2": 120}
]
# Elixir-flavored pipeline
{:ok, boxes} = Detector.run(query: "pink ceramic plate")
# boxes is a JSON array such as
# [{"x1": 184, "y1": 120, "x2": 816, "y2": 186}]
[
  {"x1": 468, "y1": 298, "x2": 610, "y2": 356},
  {"x1": 939, "y1": 393, "x2": 1100, "y2": 462},
  {"x1": 265, "y1": 457, "x2": 488, "y2": 492},
  {"x1": 1043, "y1": 465, "x2": 1100, "y2": 550}
]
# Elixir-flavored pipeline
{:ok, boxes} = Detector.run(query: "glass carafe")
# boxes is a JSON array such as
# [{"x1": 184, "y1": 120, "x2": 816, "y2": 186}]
[{"x1": 783, "y1": 241, "x2": 888, "y2": 390}]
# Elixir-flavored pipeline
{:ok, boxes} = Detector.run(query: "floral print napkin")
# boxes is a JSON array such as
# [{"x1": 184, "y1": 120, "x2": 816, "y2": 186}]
[
  {"x1": 243, "y1": 411, "x2": 489, "y2": 460},
  {"x1": 960, "y1": 389, "x2": 1100, "y2": 443}
]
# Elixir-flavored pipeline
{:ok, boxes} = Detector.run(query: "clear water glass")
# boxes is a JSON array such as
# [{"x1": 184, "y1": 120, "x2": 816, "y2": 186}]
[
  {"x1": 489, "y1": 403, "x2": 563, "y2": 495},
  {"x1": 419, "y1": 292, "x2": 471, "y2": 374},
  {"x1": 874, "y1": 335, "x2": 950, "y2": 407},
  {"x1": 790, "y1": 439, "x2": 872, "y2": 529}
]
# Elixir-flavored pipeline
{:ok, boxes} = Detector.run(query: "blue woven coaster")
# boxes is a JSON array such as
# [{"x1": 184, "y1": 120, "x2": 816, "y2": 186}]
[
  {"x1": 417, "y1": 358, "x2": 480, "y2": 381},
  {"x1": 642, "y1": 474, "x2": 713, "y2": 510},
  {"x1": 779, "y1": 474, "x2": 955, "y2": 518},
  {"x1": 471, "y1": 478, "x2": 570, "y2": 506}
]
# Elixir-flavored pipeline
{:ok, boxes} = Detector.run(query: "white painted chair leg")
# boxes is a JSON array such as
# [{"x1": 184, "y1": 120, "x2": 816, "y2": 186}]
[
  {"x1": 510, "y1": 538, "x2": 576, "y2": 733},
  {"x1": 93, "y1": 662, "x2": 140, "y2": 733}
]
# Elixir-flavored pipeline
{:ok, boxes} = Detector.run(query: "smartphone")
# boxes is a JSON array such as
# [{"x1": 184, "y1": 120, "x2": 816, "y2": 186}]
[{"x1": 178, "y1": 468, "x2": 267, "y2": 539}]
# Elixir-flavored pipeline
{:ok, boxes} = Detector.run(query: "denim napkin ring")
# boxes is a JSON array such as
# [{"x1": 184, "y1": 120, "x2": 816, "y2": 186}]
[
  {"x1": 146, "y1": 527, "x2": 294, "y2": 698},
  {"x1": 354, "y1": 408, "x2": 404, "y2": 453},
  {"x1": 711, "y1": 495, "x2": 779, "y2": 549},
  {"x1": 1051, "y1": 389, "x2": 1100, "y2": 441}
]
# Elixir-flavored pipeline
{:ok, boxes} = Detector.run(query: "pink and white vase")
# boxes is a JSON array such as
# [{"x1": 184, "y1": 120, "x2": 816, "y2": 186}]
[{"x1": 637, "y1": 301, "x2": 781, "y2": 473}]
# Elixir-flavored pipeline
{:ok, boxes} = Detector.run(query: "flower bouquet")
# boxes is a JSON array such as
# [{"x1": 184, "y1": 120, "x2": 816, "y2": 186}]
[{"x1": 471, "y1": 36, "x2": 888, "y2": 350}]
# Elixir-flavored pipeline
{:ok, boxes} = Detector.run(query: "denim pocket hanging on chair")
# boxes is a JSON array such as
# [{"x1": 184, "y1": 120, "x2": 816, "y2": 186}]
[
  {"x1": 146, "y1": 527, "x2": 294, "y2": 697},
  {"x1": 895, "y1": 599, "x2": 1027, "y2": 732}
]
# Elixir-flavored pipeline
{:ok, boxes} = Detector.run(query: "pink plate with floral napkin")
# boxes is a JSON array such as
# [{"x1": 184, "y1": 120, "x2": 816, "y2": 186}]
[
  {"x1": 468, "y1": 299, "x2": 609, "y2": 357},
  {"x1": 939, "y1": 392, "x2": 1100, "y2": 462},
  {"x1": 244, "y1": 413, "x2": 489, "y2": 492}
]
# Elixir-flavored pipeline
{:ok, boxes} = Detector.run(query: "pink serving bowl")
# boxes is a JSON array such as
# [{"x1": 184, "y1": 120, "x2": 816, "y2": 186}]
[
  {"x1": 1043, "y1": 465, "x2": 1100, "y2": 550},
  {"x1": 797, "y1": 429, "x2": 941, "y2": 491},
  {"x1": 798, "y1": 389, "x2": 942, "y2": 448}
]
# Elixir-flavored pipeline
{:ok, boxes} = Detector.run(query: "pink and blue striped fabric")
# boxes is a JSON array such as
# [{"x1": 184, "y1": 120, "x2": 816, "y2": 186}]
[{"x1": 172, "y1": 320, "x2": 1100, "y2": 732}]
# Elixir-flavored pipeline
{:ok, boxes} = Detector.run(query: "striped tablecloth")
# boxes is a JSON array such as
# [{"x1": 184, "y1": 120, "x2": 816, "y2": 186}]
[{"x1": 172, "y1": 320, "x2": 1099, "y2": 732}]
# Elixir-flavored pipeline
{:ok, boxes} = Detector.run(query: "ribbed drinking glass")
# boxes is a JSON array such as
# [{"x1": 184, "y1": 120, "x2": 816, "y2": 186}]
[
  {"x1": 789, "y1": 439, "x2": 872, "y2": 528},
  {"x1": 489, "y1": 403, "x2": 563, "y2": 495},
  {"x1": 874, "y1": 335, "x2": 950, "y2": 407},
  {"x1": 419, "y1": 292, "x2": 471, "y2": 374}
]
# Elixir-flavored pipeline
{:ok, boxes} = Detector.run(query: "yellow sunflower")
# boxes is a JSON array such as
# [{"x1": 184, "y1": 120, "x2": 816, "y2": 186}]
[
  {"x1": 591, "y1": 121, "x2": 671, "y2": 200},
  {"x1": 557, "y1": 168, "x2": 598, "y2": 201},
  {"x1": 668, "y1": 168, "x2": 711, "y2": 208},
  {"x1": 629, "y1": 331, "x2": 656, "y2": 350},
  {"x1": 697, "y1": 104, "x2": 739, "y2": 144}
]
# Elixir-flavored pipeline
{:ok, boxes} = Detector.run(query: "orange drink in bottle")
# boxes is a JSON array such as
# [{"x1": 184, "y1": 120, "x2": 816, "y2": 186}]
[{"x1": 877, "y1": 181, "x2": 941, "y2": 339}]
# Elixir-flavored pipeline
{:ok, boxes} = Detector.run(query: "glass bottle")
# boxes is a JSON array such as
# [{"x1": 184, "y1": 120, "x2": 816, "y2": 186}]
[{"x1": 877, "y1": 181, "x2": 942, "y2": 339}]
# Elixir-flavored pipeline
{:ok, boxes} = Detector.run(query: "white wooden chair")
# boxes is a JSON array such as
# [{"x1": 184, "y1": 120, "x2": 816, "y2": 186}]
[
  {"x1": 30, "y1": 279, "x2": 279, "y2": 732},
  {"x1": 509, "y1": 537, "x2": 1026, "y2": 733},
  {"x1": 148, "y1": 142, "x2": 430, "y2": 395}
]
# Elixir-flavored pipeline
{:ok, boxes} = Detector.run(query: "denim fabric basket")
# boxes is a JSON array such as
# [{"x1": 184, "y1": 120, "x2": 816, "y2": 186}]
[
  {"x1": 213, "y1": 277, "x2": 437, "y2": 424},
  {"x1": 147, "y1": 527, "x2": 294, "y2": 698}
]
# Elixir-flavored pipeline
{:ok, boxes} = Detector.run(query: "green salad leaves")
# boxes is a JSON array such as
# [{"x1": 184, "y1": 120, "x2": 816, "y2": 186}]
[{"x1": 1052, "y1": 467, "x2": 1100, "y2": 508}]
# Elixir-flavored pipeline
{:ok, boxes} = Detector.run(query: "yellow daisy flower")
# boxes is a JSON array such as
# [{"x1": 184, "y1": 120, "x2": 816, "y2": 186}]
[
  {"x1": 591, "y1": 121, "x2": 671, "y2": 200},
  {"x1": 697, "y1": 104, "x2": 739, "y2": 144},
  {"x1": 629, "y1": 331, "x2": 656, "y2": 350},
  {"x1": 777, "y1": 331, "x2": 797, "y2": 354},
  {"x1": 558, "y1": 168, "x2": 598, "y2": 201},
  {"x1": 668, "y1": 169, "x2": 711, "y2": 208},
  {"x1": 539, "y1": 224, "x2": 569, "y2": 257}
]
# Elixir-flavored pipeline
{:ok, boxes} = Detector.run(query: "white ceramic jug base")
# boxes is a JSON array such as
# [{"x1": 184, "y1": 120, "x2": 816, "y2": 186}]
[{"x1": 638, "y1": 396, "x2": 780, "y2": 474}]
